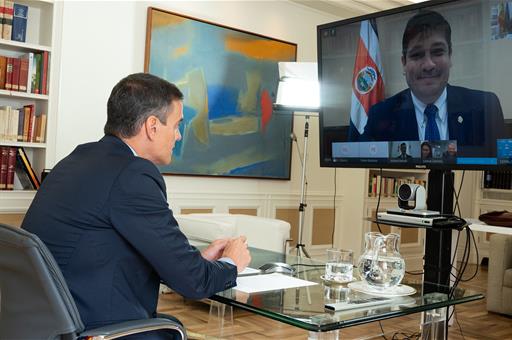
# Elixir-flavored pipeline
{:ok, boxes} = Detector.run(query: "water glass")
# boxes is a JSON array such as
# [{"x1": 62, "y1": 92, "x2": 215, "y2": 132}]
[{"x1": 325, "y1": 248, "x2": 353, "y2": 282}]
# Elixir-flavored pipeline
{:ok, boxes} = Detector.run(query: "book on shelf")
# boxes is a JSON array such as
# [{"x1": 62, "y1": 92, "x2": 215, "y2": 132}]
[
  {"x1": 11, "y1": 56, "x2": 19, "y2": 91},
  {"x1": 18, "y1": 55, "x2": 28, "y2": 91},
  {"x1": 11, "y1": 3, "x2": 27, "y2": 42},
  {"x1": 5, "y1": 145, "x2": 15, "y2": 189},
  {"x1": 16, "y1": 106, "x2": 23, "y2": 141},
  {"x1": 0, "y1": 106, "x2": 18, "y2": 141},
  {"x1": 31, "y1": 53, "x2": 41, "y2": 94},
  {"x1": 41, "y1": 51, "x2": 49, "y2": 95},
  {"x1": 0, "y1": 146, "x2": 7, "y2": 189},
  {"x1": 5, "y1": 56, "x2": 13, "y2": 90},
  {"x1": 2, "y1": 0, "x2": 13, "y2": 41},
  {"x1": 0, "y1": 56, "x2": 6, "y2": 89},
  {"x1": 17, "y1": 146, "x2": 40, "y2": 189},
  {"x1": 0, "y1": 0, "x2": 4, "y2": 40}
]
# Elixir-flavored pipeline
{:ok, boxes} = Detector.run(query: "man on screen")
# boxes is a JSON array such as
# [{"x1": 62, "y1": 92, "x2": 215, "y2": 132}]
[
  {"x1": 396, "y1": 142, "x2": 413, "y2": 160},
  {"x1": 360, "y1": 10, "x2": 505, "y2": 157}
]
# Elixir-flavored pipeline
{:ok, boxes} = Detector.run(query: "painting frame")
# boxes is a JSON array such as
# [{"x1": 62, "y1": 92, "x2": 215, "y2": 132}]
[{"x1": 144, "y1": 7, "x2": 297, "y2": 180}]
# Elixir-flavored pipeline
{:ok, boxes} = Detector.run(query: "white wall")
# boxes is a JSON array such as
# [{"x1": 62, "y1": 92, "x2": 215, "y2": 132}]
[{"x1": 53, "y1": 1, "x2": 361, "y2": 253}]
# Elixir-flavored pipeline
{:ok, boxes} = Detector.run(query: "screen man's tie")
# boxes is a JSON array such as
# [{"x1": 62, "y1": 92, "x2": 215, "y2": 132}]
[{"x1": 424, "y1": 104, "x2": 440, "y2": 141}]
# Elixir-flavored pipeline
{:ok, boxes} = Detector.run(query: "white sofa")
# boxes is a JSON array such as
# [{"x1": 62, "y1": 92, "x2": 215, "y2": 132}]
[{"x1": 175, "y1": 213, "x2": 291, "y2": 253}]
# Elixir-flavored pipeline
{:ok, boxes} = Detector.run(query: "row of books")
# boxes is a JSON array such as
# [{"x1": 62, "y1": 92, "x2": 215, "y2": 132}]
[
  {"x1": 0, "y1": 104, "x2": 46, "y2": 143},
  {"x1": 483, "y1": 170, "x2": 512, "y2": 190},
  {"x1": 0, "y1": 52, "x2": 49, "y2": 94},
  {"x1": 0, "y1": 146, "x2": 40, "y2": 190},
  {"x1": 0, "y1": 1, "x2": 28, "y2": 42},
  {"x1": 368, "y1": 175, "x2": 427, "y2": 197}
]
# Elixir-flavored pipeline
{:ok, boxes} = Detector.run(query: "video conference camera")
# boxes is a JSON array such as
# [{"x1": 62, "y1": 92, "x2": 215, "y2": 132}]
[{"x1": 397, "y1": 183, "x2": 427, "y2": 210}]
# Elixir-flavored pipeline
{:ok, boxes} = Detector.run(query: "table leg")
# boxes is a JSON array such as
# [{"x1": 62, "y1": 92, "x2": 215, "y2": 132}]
[
  {"x1": 308, "y1": 330, "x2": 340, "y2": 340},
  {"x1": 420, "y1": 307, "x2": 447, "y2": 340},
  {"x1": 208, "y1": 300, "x2": 234, "y2": 338}
]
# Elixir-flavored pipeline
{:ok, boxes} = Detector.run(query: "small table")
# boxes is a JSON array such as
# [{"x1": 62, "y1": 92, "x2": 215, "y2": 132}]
[
  {"x1": 209, "y1": 247, "x2": 483, "y2": 339},
  {"x1": 467, "y1": 218, "x2": 512, "y2": 235}
]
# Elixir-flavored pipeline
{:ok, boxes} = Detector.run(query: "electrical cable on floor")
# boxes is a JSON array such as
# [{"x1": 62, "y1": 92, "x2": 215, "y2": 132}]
[
  {"x1": 378, "y1": 320, "x2": 389, "y2": 340},
  {"x1": 454, "y1": 308, "x2": 466, "y2": 340}
]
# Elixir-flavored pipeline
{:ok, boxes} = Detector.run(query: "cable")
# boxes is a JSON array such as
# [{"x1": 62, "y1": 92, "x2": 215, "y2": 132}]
[
  {"x1": 459, "y1": 228, "x2": 479, "y2": 282},
  {"x1": 454, "y1": 308, "x2": 466, "y2": 340},
  {"x1": 331, "y1": 168, "x2": 337, "y2": 247},
  {"x1": 378, "y1": 321, "x2": 389, "y2": 340}
]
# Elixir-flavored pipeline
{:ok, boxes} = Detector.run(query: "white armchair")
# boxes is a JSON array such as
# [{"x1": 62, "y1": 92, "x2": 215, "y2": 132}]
[
  {"x1": 175, "y1": 213, "x2": 291, "y2": 254},
  {"x1": 160, "y1": 213, "x2": 291, "y2": 294}
]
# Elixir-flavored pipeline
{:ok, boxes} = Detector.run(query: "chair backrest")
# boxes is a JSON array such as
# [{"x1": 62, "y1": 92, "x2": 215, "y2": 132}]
[{"x1": 0, "y1": 223, "x2": 84, "y2": 339}]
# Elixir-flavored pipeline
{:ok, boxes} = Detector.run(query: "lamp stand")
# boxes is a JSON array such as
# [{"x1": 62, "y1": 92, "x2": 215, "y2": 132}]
[{"x1": 296, "y1": 115, "x2": 311, "y2": 259}]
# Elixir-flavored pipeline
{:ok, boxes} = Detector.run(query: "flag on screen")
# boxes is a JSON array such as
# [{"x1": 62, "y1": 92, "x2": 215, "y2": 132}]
[{"x1": 349, "y1": 19, "x2": 385, "y2": 136}]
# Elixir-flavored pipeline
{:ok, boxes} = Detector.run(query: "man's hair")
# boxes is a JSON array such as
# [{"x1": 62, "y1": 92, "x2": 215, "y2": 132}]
[
  {"x1": 402, "y1": 10, "x2": 452, "y2": 58},
  {"x1": 104, "y1": 73, "x2": 184, "y2": 138}
]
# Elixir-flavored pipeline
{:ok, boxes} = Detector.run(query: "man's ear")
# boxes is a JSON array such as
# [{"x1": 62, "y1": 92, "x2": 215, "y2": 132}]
[
  {"x1": 401, "y1": 55, "x2": 406, "y2": 69},
  {"x1": 144, "y1": 116, "x2": 158, "y2": 140}
]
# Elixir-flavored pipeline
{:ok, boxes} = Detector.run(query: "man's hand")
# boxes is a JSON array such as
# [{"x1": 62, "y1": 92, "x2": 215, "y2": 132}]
[
  {"x1": 201, "y1": 238, "x2": 230, "y2": 261},
  {"x1": 222, "y1": 236, "x2": 251, "y2": 273}
]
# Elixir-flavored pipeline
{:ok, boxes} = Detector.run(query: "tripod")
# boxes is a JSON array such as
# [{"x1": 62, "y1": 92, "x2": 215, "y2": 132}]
[{"x1": 295, "y1": 114, "x2": 312, "y2": 258}]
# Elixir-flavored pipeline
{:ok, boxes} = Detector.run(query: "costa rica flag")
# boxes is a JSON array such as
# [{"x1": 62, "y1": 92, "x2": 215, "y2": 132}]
[{"x1": 349, "y1": 19, "x2": 385, "y2": 139}]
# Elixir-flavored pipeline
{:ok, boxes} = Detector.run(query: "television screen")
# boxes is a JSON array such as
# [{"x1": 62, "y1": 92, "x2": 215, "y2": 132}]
[{"x1": 318, "y1": 0, "x2": 512, "y2": 169}]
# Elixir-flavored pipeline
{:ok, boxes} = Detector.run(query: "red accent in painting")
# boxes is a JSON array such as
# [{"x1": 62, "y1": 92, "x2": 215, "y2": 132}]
[{"x1": 260, "y1": 89, "x2": 272, "y2": 132}]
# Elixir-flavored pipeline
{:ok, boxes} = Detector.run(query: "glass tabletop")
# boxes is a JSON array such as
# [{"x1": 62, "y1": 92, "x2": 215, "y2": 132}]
[{"x1": 209, "y1": 246, "x2": 483, "y2": 332}]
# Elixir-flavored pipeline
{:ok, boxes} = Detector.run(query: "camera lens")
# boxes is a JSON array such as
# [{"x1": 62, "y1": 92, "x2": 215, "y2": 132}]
[{"x1": 398, "y1": 184, "x2": 412, "y2": 200}]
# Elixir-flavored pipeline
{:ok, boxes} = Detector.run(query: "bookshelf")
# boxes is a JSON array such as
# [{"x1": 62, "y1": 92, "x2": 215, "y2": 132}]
[
  {"x1": 363, "y1": 169, "x2": 429, "y2": 271},
  {"x1": 0, "y1": 0, "x2": 60, "y2": 204},
  {"x1": 470, "y1": 171, "x2": 512, "y2": 261}
]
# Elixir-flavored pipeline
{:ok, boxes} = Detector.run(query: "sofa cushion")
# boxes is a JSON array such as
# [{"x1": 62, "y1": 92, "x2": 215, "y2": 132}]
[
  {"x1": 504, "y1": 268, "x2": 512, "y2": 288},
  {"x1": 175, "y1": 215, "x2": 236, "y2": 242},
  {"x1": 174, "y1": 213, "x2": 291, "y2": 253}
]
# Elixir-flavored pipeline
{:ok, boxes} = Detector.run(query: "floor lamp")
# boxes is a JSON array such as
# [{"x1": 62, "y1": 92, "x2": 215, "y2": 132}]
[{"x1": 274, "y1": 62, "x2": 320, "y2": 259}]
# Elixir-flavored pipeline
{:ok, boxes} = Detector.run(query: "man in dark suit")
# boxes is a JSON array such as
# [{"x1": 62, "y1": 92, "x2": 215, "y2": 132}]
[
  {"x1": 22, "y1": 73, "x2": 251, "y2": 339},
  {"x1": 396, "y1": 142, "x2": 413, "y2": 160},
  {"x1": 359, "y1": 10, "x2": 505, "y2": 158}
]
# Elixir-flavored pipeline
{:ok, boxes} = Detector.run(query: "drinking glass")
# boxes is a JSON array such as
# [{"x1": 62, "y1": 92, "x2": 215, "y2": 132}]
[{"x1": 325, "y1": 248, "x2": 353, "y2": 282}]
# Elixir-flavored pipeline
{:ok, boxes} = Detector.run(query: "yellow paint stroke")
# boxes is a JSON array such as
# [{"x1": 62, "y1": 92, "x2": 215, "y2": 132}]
[
  {"x1": 209, "y1": 116, "x2": 259, "y2": 136},
  {"x1": 225, "y1": 35, "x2": 296, "y2": 61},
  {"x1": 151, "y1": 10, "x2": 186, "y2": 28},
  {"x1": 175, "y1": 68, "x2": 209, "y2": 145},
  {"x1": 238, "y1": 71, "x2": 261, "y2": 113},
  {"x1": 208, "y1": 147, "x2": 271, "y2": 174},
  {"x1": 172, "y1": 45, "x2": 189, "y2": 59}
]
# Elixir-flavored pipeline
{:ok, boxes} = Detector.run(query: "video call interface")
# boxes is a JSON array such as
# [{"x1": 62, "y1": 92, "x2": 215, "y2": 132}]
[
  {"x1": 318, "y1": 0, "x2": 512, "y2": 168},
  {"x1": 332, "y1": 139, "x2": 512, "y2": 165}
]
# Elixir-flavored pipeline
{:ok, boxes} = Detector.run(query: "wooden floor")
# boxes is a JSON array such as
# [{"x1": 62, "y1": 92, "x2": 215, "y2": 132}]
[{"x1": 157, "y1": 265, "x2": 512, "y2": 339}]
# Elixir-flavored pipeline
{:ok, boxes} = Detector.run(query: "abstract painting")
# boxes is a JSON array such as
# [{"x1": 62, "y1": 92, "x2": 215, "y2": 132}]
[{"x1": 144, "y1": 8, "x2": 297, "y2": 179}]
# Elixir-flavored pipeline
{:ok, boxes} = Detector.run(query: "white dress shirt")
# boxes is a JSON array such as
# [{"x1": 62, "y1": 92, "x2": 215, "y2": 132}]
[{"x1": 412, "y1": 88, "x2": 449, "y2": 140}]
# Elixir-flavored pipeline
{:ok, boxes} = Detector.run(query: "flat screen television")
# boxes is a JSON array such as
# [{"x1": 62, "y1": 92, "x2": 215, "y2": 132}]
[{"x1": 318, "y1": 0, "x2": 512, "y2": 170}]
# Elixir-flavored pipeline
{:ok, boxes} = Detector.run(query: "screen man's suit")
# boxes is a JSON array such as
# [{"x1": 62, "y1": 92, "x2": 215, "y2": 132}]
[{"x1": 360, "y1": 85, "x2": 505, "y2": 157}]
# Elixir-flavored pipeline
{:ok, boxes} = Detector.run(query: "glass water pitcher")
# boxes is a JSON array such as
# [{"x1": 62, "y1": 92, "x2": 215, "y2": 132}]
[{"x1": 357, "y1": 232, "x2": 405, "y2": 289}]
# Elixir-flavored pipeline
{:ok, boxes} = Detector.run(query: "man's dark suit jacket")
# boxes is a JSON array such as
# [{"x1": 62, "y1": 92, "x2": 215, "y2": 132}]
[
  {"x1": 22, "y1": 135, "x2": 237, "y2": 331},
  {"x1": 360, "y1": 85, "x2": 505, "y2": 157}
]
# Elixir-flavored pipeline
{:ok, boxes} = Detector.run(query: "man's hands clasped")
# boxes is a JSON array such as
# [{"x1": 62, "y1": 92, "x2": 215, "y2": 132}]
[{"x1": 201, "y1": 236, "x2": 251, "y2": 273}]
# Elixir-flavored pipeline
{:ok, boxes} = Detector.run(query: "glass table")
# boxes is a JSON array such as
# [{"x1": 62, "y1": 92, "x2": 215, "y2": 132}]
[{"x1": 207, "y1": 246, "x2": 483, "y2": 339}]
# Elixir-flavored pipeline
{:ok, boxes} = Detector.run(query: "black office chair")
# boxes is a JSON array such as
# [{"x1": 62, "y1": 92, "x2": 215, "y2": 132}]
[{"x1": 0, "y1": 223, "x2": 187, "y2": 339}]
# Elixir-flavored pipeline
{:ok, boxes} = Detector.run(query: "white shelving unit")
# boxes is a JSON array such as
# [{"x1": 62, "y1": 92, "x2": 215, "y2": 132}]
[
  {"x1": 470, "y1": 171, "x2": 512, "y2": 262},
  {"x1": 363, "y1": 168, "x2": 429, "y2": 272},
  {"x1": 0, "y1": 0, "x2": 61, "y2": 211}
]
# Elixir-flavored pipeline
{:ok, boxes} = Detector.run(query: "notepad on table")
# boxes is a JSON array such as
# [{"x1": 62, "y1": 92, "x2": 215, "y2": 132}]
[{"x1": 235, "y1": 273, "x2": 317, "y2": 293}]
